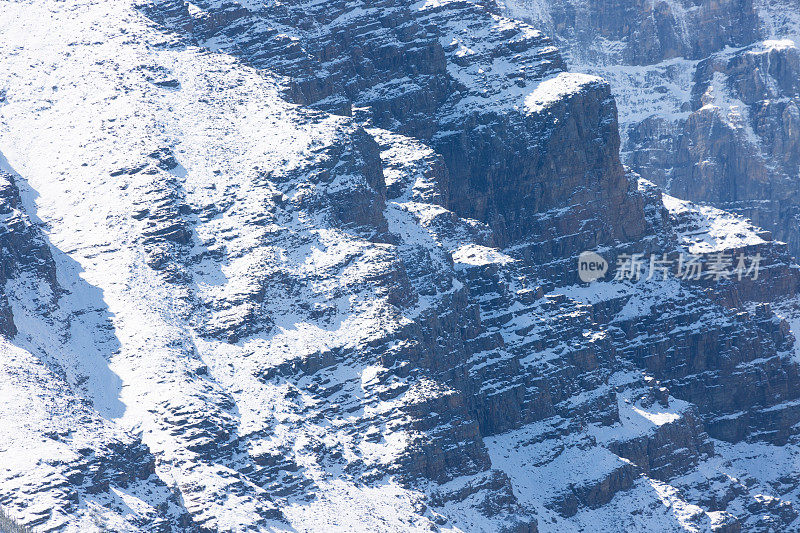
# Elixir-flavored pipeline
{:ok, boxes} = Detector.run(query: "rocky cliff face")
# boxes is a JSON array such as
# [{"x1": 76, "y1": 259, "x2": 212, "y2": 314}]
[
  {"x1": 140, "y1": 0, "x2": 646, "y2": 251},
  {"x1": 505, "y1": 0, "x2": 800, "y2": 259},
  {"x1": 624, "y1": 39, "x2": 800, "y2": 256},
  {"x1": 2, "y1": 0, "x2": 800, "y2": 532},
  {"x1": 506, "y1": 0, "x2": 761, "y2": 65}
]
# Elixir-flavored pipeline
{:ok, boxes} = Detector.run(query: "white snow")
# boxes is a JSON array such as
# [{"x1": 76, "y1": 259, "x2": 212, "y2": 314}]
[
  {"x1": 452, "y1": 244, "x2": 515, "y2": 267},
  {"x1": 524, "y1": 72, "x2": 603, "y2": 114},
  {"x1": 2, "y1": 0, "x2": 800, "y2": 530},
  {"x1": 662, "y1": 193, "x2": 768, "y2": 253}
]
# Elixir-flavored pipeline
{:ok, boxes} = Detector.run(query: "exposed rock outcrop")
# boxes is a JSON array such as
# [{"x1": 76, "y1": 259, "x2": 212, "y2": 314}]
[{"x1": 2, "y1": 0, "x2": 800, "y2": 531}]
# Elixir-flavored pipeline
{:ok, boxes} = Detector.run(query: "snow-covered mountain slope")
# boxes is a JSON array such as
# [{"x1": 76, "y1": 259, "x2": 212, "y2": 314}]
[{"x1": 3, "y1": 0, "x2": 800, "y2": 532}]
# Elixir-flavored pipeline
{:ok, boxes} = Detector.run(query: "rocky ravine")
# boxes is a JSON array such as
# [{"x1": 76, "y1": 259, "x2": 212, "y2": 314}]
[{"x1": 2, "y1": 0, "x2": 800, "y2": 532}]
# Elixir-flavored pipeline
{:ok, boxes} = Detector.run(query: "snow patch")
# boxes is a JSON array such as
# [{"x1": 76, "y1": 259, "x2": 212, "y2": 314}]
[{"x1": 524, "y1": 72, "x2": 603, "y2": 114}]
